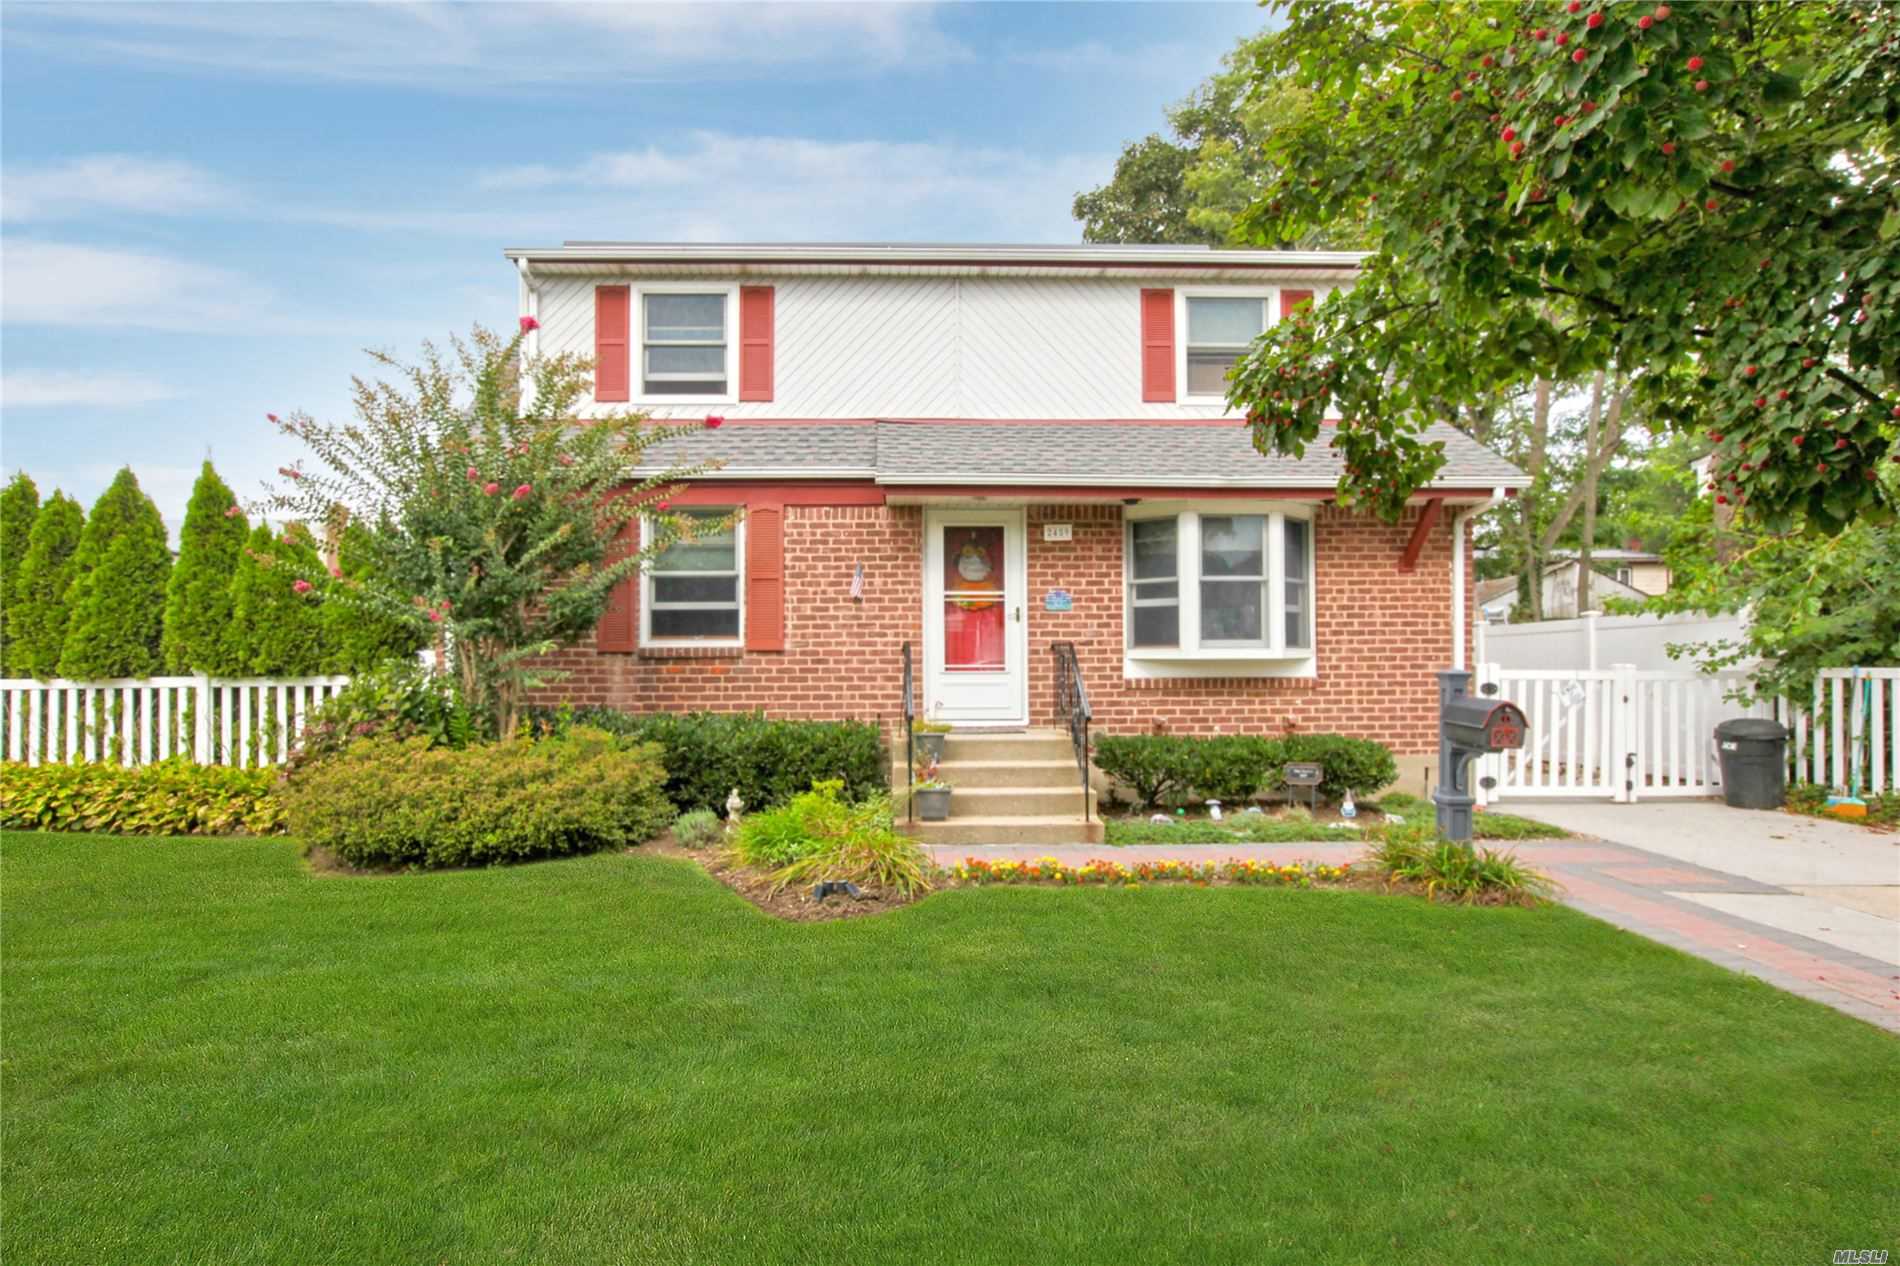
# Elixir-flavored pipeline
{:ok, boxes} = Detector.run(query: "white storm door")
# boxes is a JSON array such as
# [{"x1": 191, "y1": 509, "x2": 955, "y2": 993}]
[{"x1": 924, "y1": 509, "x2": 1028, "y2": 726}]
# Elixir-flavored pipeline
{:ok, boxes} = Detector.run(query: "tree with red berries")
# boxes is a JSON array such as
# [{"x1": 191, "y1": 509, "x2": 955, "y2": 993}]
[
  {"x1": 1230, "y1": 0, "x2": 1899, "y2": 533},
  {"x1": 261, "y1": 323, "x2": 722, "y2": 737}
]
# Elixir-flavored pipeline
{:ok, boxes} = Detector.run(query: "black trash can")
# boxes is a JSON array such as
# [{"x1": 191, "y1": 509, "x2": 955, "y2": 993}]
[{"x1": 1714, "y1": 718, "x2": 1789, "y2": 810}]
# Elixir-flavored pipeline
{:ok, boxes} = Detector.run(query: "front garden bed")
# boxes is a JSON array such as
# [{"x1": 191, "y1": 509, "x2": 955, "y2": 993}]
[{"x1": 1102, "y1": 792, "x2": 1565, "y2": 846}]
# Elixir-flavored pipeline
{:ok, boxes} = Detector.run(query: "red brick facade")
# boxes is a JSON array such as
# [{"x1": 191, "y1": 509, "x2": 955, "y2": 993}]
[{"x1": 530, "y1": 498, "x2": 1471, "y2": 758}]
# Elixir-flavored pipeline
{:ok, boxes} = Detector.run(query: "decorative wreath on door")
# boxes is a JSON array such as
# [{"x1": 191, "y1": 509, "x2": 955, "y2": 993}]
[{"x1": 948, "y1": 536, "x2": 999, "y2": 609}]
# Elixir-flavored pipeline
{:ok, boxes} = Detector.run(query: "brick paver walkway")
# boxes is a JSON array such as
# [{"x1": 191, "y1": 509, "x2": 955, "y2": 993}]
[{"x1": 927, "y1": 837, "x2": 1900, "y2": 1032}]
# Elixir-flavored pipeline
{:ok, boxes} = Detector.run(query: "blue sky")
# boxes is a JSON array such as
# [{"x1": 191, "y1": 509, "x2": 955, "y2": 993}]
[{"x1": 0, "y1": 1, "x2": 1266, "y2": 529}]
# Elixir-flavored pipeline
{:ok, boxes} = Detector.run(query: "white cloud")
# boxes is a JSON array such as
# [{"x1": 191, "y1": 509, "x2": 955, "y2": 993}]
[
  {"x1": 477, "y1": 131, "x2": 1108, "y2": 243},
  {"x1": 0, "y1": 369, "x2": 180, "y2": 408},
  {"x1": 0, "y1": 239, "x2": 275, "y2": 331},
  {"x1": 7, "y1": 2, "x2": 968, "y2": 87},
  {"x1": 1, "y1": 155, "x2": 236, "y2": 222}
]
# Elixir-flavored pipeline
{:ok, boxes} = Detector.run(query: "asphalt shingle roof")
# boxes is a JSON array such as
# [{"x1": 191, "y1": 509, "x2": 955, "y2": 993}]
[{"x1": 635, "y1": 420, "x2": 1527, "y2": 489}]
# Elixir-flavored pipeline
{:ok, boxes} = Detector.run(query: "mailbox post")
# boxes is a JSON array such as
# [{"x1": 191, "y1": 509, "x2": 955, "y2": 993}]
[{"x1": 1433, "y1": 669, "x2": 1529, "y2": 841}]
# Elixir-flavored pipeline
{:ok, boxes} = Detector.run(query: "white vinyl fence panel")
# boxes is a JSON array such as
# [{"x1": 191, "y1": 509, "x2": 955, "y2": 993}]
[
  {"x1": 1804, "y1": 667, "x2": 1900, "y2": 796},
  {"x1": 0, "y1": 676, "x2": 351, "y2": 768}
]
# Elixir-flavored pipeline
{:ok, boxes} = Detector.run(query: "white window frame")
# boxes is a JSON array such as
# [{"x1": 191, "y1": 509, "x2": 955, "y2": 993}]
[
  {"x1": 1122, "y1": 502, "x2": 1317, "y2": 672},
  {"x1": 1177, "y1": 287, "x2": 1278, "y2": 407},
  {"x1": 635, "y1": 283, "x2": 739, "y2": 406},
  {"x1": 640, "y1": 509, "x2": 745, "y2": 648}
]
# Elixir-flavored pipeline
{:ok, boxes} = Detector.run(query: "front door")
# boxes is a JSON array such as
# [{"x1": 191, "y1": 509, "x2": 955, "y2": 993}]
[{"x1": 924, "y1": 509, "x2": 1028, "y2": 726}]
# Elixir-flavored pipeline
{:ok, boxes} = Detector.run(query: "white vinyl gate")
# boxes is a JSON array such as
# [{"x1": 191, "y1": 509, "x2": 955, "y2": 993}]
[{"x1": 1473, "y1": 664, "x2": 1776, "y2": 804}]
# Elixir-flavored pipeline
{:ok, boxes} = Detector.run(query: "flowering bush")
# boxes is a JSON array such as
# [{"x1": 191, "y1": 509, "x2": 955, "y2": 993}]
[{"x1": 950, "y1": 856, "x2": 1354, "y2": 887}]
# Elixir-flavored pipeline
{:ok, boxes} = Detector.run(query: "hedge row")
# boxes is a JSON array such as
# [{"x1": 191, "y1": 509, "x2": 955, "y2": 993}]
[
  {"x1": 1092, "y1": 733, "x2": 1398, "y2": 808},
  {"x1": 0, "y1": 759, "x2": 286, "y2": 836},
  {"x1": 538, "y1": 708, "x2": 887, "y2": 815}
]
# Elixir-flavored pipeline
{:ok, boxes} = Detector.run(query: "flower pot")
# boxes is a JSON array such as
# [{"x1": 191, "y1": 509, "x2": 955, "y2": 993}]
[
  {"x1": 914, "y1": 732, "x2": 947, "y2": 763},
  {"x1": 915, "y1": 787, "x2": 952, "y2": 821}
]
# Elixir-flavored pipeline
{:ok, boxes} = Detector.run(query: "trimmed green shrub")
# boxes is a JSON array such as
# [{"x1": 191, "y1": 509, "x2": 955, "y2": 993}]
[
  {"x1": 1095, "y1": 731, "x2": 1398, "y2": 808},
  {"x1": 0, "y1": 759, "x2": 285, "y2": 836},
  {"x1": 280, "y1": 726, "x2": 671, "y2": 869},
  {"x1": 224, "y1": 523, "x2": 328, "y2": 675},
  {"x1": 0, "y1": 472, "x2": 41, "y2": 675},
  {"x1": 286, "y1": 660, "x2": 481, "y2": 776},
  {"x1": 322, "y1": 520, "x2": 427, "y2": 674},
  {"x1": 672, "y1": 808, "x2": 723, "y2": 849},
  {"x1": 59, "y1": 468, "x2": 171, "y2": 679},
  {"x1": 162, "y1": 462, "x2": 248, "y2": 674},
  {"x1": 1092, "y1": 735, "x2": 1200, "y2": 809},
  {"x1": 538, "y1": 708, "x2": 886, "y2": 814},
  {"x1": 1269, "y1": 734, "x2": 1399, "y2": 802},
  {"x1": 1187, "y1": 736, "x2": 1279, "y2": 803},
  {"x1": 9, "y1": 491, "x2": 83, "y2": 679}
]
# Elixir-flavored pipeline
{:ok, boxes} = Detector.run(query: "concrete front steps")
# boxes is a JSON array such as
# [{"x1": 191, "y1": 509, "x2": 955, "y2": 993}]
[{"x1": 897, "y1": 728, "x2": 1104, "y2": 847}]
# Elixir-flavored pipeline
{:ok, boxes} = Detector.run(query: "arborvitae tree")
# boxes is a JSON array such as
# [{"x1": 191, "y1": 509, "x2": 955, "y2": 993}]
[
  {"x1": 9, "y1": 491, "x2": 82, "y2": 678},
  {"x1": 161, "y1": 462, "x2": 248, "y2": 673},
  {"x1": 224, "y1": 522, "x2": 327, "y2": 675},
  {"x1": 322, "y1": 519, "x2": 424, "y2": 673},
  {"x1": 58, "y1": 468, "x2": 172, "y2": 678},
  {"x1": 0, "y1": 472, "x2": 42, "y2": 674}
]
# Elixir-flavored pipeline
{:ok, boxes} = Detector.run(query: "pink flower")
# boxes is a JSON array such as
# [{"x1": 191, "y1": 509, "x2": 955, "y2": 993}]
[
  {"x1": 292, "y1": 579, "x2": 313, "y2": 594},
  {"x1": 557, "y1": 453, "x2": 575, "y2": 467},
  {"x1": 519, "y1": 315, "x2": 539, "y2": 333},
  {"x1": 467, "y1": 466, "x2": 481, "y2": 481},
  {"x1": 704, "y1": 414, "x2": 725, "y2": 429},
  {"x1": 328, "y1": 565, "x2": 342, "y2": 579},
  {"x1": 277, "y1": 466, "x2": 303, "y2": 480},
  {"x1": 429, "y1": 609, "x2": 443, "y2": 624},
  {"x1": 512, "y1": 483, "x2": 532, "y2": 500},
  {"x1": 483, "y1": 482, "x2": 500, "y2": 496},
  {"x1": 438, "y1": 599, "x2": 451, "y2": 612},
  {"x1": 267, "y1": 413, "x2": 280, "y2": 423},
  {"x1": 223, "y1": 505, "x2": 241, "y2": 518},
  {"x1": 656, "y1": 500, "x2": 670, "y2": 511}
]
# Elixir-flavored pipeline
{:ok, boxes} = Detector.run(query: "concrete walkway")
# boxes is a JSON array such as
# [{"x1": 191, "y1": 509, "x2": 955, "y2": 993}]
[{"x1": 929, "y1": 802, "x2": 1900, "y2": 1032}]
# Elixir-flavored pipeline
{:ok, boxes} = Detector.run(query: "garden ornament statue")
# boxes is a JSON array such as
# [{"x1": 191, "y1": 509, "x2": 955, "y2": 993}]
[
  {"x1": 725, "y1": 788, "x2": 745, "y2": 825},
  {"x1": 1207, "y1": 799, "x2": 1223, "y2": 822}
]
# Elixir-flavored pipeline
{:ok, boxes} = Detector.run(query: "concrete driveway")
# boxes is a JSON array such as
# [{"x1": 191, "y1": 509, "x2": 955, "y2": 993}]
[{"x1": 1510, "y1": 799, "x2": 1900, "y2": 1029}]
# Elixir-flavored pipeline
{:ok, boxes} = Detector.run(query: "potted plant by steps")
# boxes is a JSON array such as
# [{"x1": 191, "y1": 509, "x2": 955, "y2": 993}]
[
  {"x1": 913, "y1": 717, "x2": 951, "y2": 763},
  {"x1": 913, "y1": 754, "x2": 952, "y2": 821}
]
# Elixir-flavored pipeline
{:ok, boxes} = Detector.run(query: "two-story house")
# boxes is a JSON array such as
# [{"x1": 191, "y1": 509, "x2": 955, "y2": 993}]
[{"x1": 507, "y1": 242, "x2": 1528, "y2": 841}]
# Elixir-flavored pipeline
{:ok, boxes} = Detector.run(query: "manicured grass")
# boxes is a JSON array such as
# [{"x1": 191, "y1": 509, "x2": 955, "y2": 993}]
[
  {"x1": 5, "y1": 833, "x2": 1895, "y2": 1264},
  {"x1": 1104, "y1": 792, "x2": 1565, "y2": 846}
]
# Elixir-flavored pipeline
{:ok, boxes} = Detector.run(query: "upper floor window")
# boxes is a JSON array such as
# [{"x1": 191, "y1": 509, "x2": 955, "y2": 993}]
[
  {"x1": 1184, "y1": 295, "x2": 1268, "y2": 399},
  {"x1": 1126, "y1": 508, "x2": 1314, "y2": 657},
  {"x1": 645, "y1": 508, "x2": 742, "y2": 644},
  {"x1": 644, "y1": 292, "x2": 728, "y2": 397}
]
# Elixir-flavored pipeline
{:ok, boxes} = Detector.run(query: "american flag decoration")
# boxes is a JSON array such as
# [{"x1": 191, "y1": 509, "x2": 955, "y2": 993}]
[{"x1": 850, "y1": 561, "x2": 865, "y2": 602}]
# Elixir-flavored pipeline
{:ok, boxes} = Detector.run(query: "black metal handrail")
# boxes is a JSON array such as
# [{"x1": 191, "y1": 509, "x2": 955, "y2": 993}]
[
  {"x1": 1051, "y1": 642, "x2": 1092, "y2": 822},
  {"x1": 901, "y1": 641, "x2": 916, "y2": 823}
]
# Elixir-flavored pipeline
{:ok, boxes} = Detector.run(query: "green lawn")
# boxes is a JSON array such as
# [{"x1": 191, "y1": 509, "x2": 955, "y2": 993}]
[{"x1": 4, "y1": 834, "x2": 1895, "y2": 1265}]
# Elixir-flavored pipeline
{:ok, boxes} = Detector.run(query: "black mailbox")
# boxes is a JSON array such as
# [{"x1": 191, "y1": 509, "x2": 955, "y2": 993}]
[
  {"x1": 1441, "y1": 697, "x2": 1528, "y2": 753},
  {"x1": 1433, "y1": 670, "x2": 1528, "y2": 841}
]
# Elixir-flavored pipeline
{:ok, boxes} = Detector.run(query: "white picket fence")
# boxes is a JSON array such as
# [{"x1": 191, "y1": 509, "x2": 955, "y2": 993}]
[
  {"x1": 0, "y1": 676, "x2": 352, "y2": 768},
  {"x1": 1473, "y1": 662, "x2": 1897, "y2": 803}
]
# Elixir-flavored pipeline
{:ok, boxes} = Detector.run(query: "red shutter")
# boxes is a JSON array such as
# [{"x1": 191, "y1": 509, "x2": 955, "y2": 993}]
[
  {"x1": 745, "y1": 503, "x2": 785, "y2": 652},
  {"x1": 1280, "y1": 289, "x2": 1315, "y2": 321},
  {"x1": 595, "y1": 285, "x2": 631, "y2": 403},
  {"x1": 1140, "y1": 288, "x2": 1175, "y2": 402},
  {"x1": 738, "y1": 285, "x2": 775, "y2": 402},
  {"x1": 595, "y1": 514, "x2": 637, "y2": 652}
]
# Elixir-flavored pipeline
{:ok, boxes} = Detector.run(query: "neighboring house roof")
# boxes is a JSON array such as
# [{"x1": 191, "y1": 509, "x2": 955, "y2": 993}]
[
  {"x1": 1547, "y1": 548, "x2": 1664, "y2": 563},
  {"x1": 1476, "y1": 577, "x2": 1519, "y2": 607},
  {"x1": 636, "y1": 420, "x2": 1530, "y2": 491}
]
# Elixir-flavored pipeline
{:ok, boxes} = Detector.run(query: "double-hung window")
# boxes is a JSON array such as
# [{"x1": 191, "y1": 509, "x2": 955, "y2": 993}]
[
  {"x1": 642, "y1": 291, "x2": 730, "y2": 398},
  {"x1": 1125, "y1": 509, "x2": 1315, "y2": 658},
  {"x1": 645, "y1": 509, "x2": 741, "y2": 643},
  {"x1": 1183, "y1": 294, "x2": 1269, "y2": 400}
]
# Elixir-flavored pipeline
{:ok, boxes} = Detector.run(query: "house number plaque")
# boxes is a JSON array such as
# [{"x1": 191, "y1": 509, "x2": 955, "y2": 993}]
[{"x1": 1041, "y1": 523, "x2": 1073, "y2": 542}]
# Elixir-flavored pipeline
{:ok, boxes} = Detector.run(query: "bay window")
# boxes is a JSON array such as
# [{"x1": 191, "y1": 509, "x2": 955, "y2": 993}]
[
  {"x1": 1124, "y1": 508, "x2": 1315, "y2": 659},
  {"x1": 644, "y1": 508, "x2": 742, "y2": 644}
]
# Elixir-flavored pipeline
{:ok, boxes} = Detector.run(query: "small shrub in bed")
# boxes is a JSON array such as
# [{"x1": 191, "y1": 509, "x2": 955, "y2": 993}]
[
  {"x1": 1264, "y1": 734, "x2": 1399, "y2": 802},
  {"x1": 672, "y1": 808, "x2": 723, "y2": 849},
  {"x1": 0, "y1": 759, "x2": 285, "y2": 836},
  {"x1": 731, "y1": 780, "x2": 931, "y2": 896},
  {"x1": 1094, "y1": 732, "x2": 1397, "y2": 808},
  {"x1": 280, "y1": 726, "x2": 670, "y2": 869},
  {"x1": 534, "y1": 708, "x2": 885, "y2": 814},
  {"x1": 287, "y1": 661, "x2": 482, "y2": 776},
  {"x1": 1366, "y1": 822, "x2": 1553, "y2": 904},
  {"x1": 1091, "y1": 735, "x2": 1202, "y2": 809}
]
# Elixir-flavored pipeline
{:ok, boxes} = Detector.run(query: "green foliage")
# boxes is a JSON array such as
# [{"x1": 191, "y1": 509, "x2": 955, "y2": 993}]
[
  {"x1": 322, "y1": 520, "x2": 425, "y2": 674},
  {"x1": 261, "y1": 324, "x2": 716, "y2": 737},
  {"x1": 280, "y1": 726, "x2": 671, "y2": 869},
  {"x1": 539, "y1": 708, "x2": 887, "y2": 814},
  {"x1": 1095, "y1": 732, "x2": 1398, "y2": 808},
  {"x1": 223, "y1": 523, "x2": 328, "y2": 675},
  {"x1": 0, "y1": 471, "x2": 41, "y2": 675},
  {"x1": 1105, "y1": 793, "x2": 1565, "y2": 845},
  {"x1": 287, "y1": 659, "x2": 481, "y2": 776},
  {"x1": 1229, "y1": 1, "x2": 1899, "y2": 531},
  {"x1": 672, "y1": 808, "x2": 723, "y2": 849},
  {"x1": 731, "y1": 780, "x2": 930, "y2": 895},
  {"x1": 58, "y1": 468, "x2": 171, "y2": 679},
  {"x1": 162, "y1": 462, "x2": 248, "y2": 674},
  {"x1": 9, "y1": 491, "x2": 83, "y2": 679},
  {"x1": 1367, "y1": 827, "x2": 1554, "y2": 905},
  {"x1": 0, "y1": 759, "x2": 285, "y2": 836},
  {"x1": 1074, "y1": 134, "x2": 1216, "y2": 245}
]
